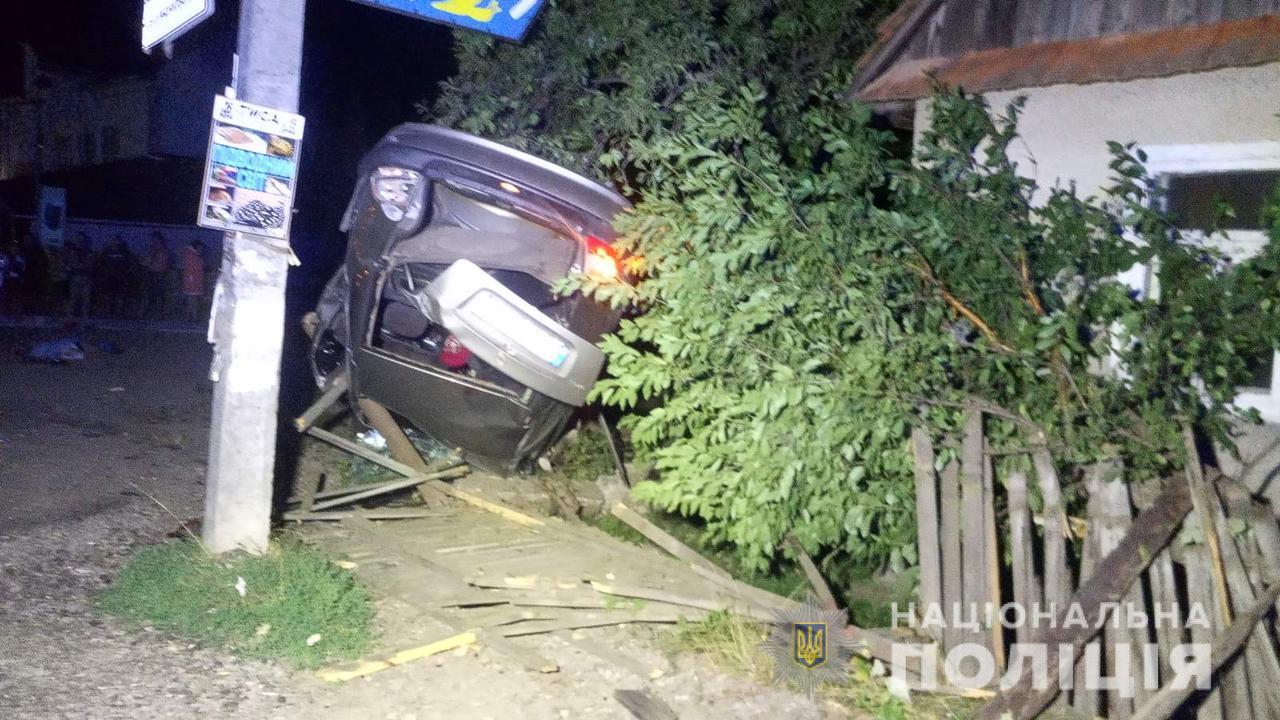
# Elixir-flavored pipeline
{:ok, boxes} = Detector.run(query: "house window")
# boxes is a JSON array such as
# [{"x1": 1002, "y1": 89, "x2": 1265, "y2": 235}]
[{"x1": 1142, "y1": 142, "x2": 1280, "y2": 422}]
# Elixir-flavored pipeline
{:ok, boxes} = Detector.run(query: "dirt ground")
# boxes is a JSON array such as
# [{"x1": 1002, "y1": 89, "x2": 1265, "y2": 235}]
[{"x1": 0, "y1": 328, "x2": 838, "y2": 719}]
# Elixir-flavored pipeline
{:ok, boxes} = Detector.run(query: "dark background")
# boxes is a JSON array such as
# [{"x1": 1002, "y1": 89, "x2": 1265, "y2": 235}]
[{"x1": 0, "y1": 0, "x2": 457, "y2": 278}]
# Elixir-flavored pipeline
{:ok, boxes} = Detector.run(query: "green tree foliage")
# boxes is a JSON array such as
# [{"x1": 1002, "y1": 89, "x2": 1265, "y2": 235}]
[
  {"x1": 430, "y1": 0, "x2": 883, "y2": 178},
  {"x1": 429, "y1": 3, "x2": 1280, "y2": 571}
]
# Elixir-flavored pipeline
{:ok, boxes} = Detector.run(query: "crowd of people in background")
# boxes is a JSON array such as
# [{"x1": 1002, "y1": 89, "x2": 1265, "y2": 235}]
[{"x1": 0, "y1": 229, "x2": 211, "y2": 322}]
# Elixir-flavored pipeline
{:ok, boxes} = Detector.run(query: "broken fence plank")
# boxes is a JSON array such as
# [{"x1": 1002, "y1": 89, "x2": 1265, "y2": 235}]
[
  {"x1": 293, "y1": 371, "x2": 349, "y2": 432},
  {"x1": 499, "y1": 607, "x2": 706, "y2": 637},
  {"x1": 615, "y1": 689, "x2": 679, "y2": 720},
  {"x1": 911, "y1": 426, "x2": 943, "y2": 643},
  {"x1": 429, "y1": 482, "x2": 546, "y2": 528},
  {"x1": 610, "y1": 503, "x2": 732, "y2": 581},
  {"x1": 590, "y1": 580, "x2": 775, "y2": 623},
  {"x1": 979, "y1": 478, "x2": 1193, "y2": 720},
  {"x1": 311, "y1": 466, "x2": 469, "y2": 511},
  {"x1": 1183, "y1": 426, "x2": 1233, "y2": 625},
  {"x1": 689, "y1": 562, "x2": 800, "y2": 616},
  {"x1": 307, "y1": 425, "x2": 546, "y2": 527},
  {"x1": 315, "y1": 630, "x2": 476, "y2": 682},
  {"x1": 283, "y1": 509, "x2": 445, "y2": 522},
  {"x1": 939, "y1": 455, "x2": 963, "y2": 653},
  {"x1": 1131, "y1": 582, "x2": 1280, "y2": 720}
]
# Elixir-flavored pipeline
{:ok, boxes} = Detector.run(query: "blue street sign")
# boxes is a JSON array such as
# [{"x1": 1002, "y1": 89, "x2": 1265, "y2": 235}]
[{"x1": 349, "y1": 0, "x2": 547, "y2": 41}]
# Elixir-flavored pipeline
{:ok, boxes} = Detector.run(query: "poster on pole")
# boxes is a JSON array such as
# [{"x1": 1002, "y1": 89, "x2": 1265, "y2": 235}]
[
  {"x1": 36, "y1": 186, "x2": 67, "y2": 249},
  {"x1": 142, "y1": 0, "x2": 215, "y2": 51},
  {"x1": 347, "y1": 0, "x2": 547, "y2": 41},
  {"x1": 198, "y1": 95, "x2": 305, "y2": 241}
]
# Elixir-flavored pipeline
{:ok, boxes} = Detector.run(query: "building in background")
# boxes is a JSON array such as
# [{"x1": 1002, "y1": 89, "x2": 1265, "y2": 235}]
[
  {"x1": 853, "y1": 0, "x2": 1280, "y2": 499},
  {"x1": 0, "y1": 31, "x2": 232, "y2": 257}
]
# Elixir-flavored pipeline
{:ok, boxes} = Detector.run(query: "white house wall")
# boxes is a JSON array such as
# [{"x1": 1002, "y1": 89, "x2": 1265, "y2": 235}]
[{"x1": 911, "y1": 61, "x2": 1280, "y2": 503}]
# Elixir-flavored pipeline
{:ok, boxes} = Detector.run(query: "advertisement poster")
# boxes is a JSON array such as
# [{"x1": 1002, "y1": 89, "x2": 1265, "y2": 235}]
[
  {"x1": 37, "y1": 185, "x2": 67, "y2": 248},
  {"x1": 198, "y1": 95, "x2": 305, "y2": 241},
  {"x1": 347, "y1": 0, "x2": 547, "y2": 42}
]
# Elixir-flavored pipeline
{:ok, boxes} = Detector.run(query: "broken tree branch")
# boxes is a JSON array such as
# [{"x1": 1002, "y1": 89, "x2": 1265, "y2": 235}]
[
  {"x1": 784, "y1": 534, "x2": 839, "y2": 612},
  {"x1": 907, "y1": 257, "x2": 1015, "y2": 353}
]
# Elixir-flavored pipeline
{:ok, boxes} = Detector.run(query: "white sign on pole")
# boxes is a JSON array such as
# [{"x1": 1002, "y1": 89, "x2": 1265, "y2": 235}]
[
  {"x1": 142, "y1": 0, "x2": 215, "y2": 51},
  {"x1": 198, "y1": 95, "x2": 306, "y2": 240}
]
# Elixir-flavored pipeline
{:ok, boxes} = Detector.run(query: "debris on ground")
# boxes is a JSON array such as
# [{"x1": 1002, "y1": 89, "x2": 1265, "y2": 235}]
[{"x1": 25, "y1": 337, "x2": 86, "y2": 363}]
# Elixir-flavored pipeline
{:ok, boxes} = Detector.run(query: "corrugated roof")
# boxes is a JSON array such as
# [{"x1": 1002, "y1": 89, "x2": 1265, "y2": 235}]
[{"x1": 857, "y1": 14, "x2": 1280, "y2": 103}]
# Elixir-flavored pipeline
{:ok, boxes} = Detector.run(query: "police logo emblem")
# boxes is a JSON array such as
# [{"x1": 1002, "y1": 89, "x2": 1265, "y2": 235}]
[{"x1": 763, "y1": 595, "x2": 858, "y2": 695}]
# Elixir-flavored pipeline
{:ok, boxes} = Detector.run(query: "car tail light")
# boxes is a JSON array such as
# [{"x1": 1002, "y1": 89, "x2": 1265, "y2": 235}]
[
  {"x1": 440, "y1": 334, "x2": 471, "y2": 369},
  {"x1": 371, "y1": 166, "x2": 424, "y2": 222},
  {"x1": 584, "y1": 236, "x2": 621, "y2": 281}
]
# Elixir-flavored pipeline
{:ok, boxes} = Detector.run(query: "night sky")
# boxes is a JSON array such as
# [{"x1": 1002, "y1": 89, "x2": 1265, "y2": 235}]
[{"x1": 0, "y1": 0, "x2": 457, "y2": 280}]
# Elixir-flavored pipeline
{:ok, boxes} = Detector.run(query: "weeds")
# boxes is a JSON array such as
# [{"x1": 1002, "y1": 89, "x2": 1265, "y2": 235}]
[
  {"x1": 97, "y1": 539, "x2": 376, "y2": 669},
  {"x1": 666, "y1": 612, "x2": 976, "y2": 719}
]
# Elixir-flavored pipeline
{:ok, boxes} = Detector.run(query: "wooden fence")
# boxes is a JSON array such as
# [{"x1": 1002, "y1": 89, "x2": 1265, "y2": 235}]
[{"x1": 910, "y1": 409, "x2": 1280, "y2": 720}]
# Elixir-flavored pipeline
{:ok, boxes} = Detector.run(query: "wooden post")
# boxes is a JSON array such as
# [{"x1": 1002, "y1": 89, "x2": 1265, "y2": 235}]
[
  {"x1": 912, "y1": 426, "x2": 943, "y2": 642},
  {"x1": 960, "y1": 410, "x2": 991, "y2": 659},
  {"x1": 983, "y1": 435, "x2": 1005, "y2": 669},
  {"x1": 940, "y1": 454, "x2": 963, "y2": 653},
  {"x1": 1031, "y1": 444, "x2": 1071, "y2": 617},
  {"x1": 1006, "y1": 469, "x2": 1041, "y2": 641}
]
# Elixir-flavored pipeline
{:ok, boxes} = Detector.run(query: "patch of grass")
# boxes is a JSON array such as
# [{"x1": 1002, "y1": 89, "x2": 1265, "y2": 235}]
[
  {"x1": 553, "y1": 421, "x2": 617, "y2": 481},
  {"x1": 97, "y1": 539, "x2": 376, "y2": 669},
  {"x1": 665, "y1": 610, "x2": 772, "y2": 680},
  {"x1": 591, "y1": 513, "x2": 649, "y2": 545}
]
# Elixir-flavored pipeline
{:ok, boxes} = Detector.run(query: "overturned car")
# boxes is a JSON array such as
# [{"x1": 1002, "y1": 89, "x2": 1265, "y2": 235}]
[{"x1": 309, "y1": 125, "x2": 630, "y2": 470}]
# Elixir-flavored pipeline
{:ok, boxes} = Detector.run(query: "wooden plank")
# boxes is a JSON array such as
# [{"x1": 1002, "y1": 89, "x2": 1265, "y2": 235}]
[
  {"x1": 430, "y1": 482, "x2": 547, "y2": 528},
  {"x1": 1131, "y1": 0, "x2": 1171, "y2": 31},
  {"x1": 1032, "y1": 445, "x2": 1072, "y2": 622},
  {"x1": 1098, "y1": 470, "x2": 1140, "y2": 718},
  {"x1": 1006, "y1": 470, "x2": 1040, "y2": 641},
  {"x1": 343, "y1": 518, "x2": 561, "y2": 673},
  {"x1": 1165, "y1": 0, "x2": 1198, "y2": 24},
  {"x1": 1205, "y1": 483, "x2": 1280, "y2": 717},
  {"x1": 283, "y1": 509, "x2": 445, "y2": 522},
  {"x1": 615, "y1": 689, "x2": 678, "y2": 720},
  {"x1": 1183, "y1": 427, "x2": 1233, "y2": 625},
  {"x1": 590, "y1": 580, "x2": 776, "y2": 623},
  {"x1": 315, "y1": 630, "x2": 476, "y2": 682},
  {"x1": 982, "y1": 435, "x2": 1004, "y2": 669},
  {"x1": 1131, "y1": 582, "x2": 1280, "y2": 720},
  {"x1": 979, "y1": 479, "x2": 1193, "y2": 720},
  {"x1": 1071, "y1": 469, "x2": 1105, "y2": 717},
  {"x1": 610, "y1": 503, "x2": 731, "y2": 580},
  {"x1": 1067, "y1": 0, "x2": 1106, "y2": 38},
  {"x1": 310, "y1": 466, "x2": 469, "y2": 511},
  {"x1": 960, "y1": 411, "x2": 990, "y2": 657},
  {"x1": 911, "y1": 427, "x2": 943, "y2": 642},
  {"x1": 307, "y1": 426, "x2": 549, "y2": 528},
  {"x1": 785, "y1": 534, "x2": 838, "y2": 612},
  {"x1": 498, "y1": 607, "x2": 705, "y2": 637},
  {"x1": 939, "y1": 455, "x2": 963, "y2": 653},
  {"x1": 293, "y1": 371, "x2": 348, "y2": 432}
]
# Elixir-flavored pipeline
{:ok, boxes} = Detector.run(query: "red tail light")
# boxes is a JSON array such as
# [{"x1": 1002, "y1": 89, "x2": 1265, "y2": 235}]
[
  {"x1": 440, "y1": 334, "x2": 471, "y2": 369},
  {"x1": 584, "y1": 235, "x2": 621, "y2": 281}
]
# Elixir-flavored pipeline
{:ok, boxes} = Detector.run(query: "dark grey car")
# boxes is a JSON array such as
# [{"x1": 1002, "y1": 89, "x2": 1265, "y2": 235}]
[{"x1": 309, "y1": 125, "x2": 630, "y2": 470}]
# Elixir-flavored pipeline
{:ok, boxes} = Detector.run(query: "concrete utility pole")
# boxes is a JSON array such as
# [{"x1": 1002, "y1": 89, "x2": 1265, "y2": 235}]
[{"x1": 202, "y1": 0, "x2": 307, "y2": 554}]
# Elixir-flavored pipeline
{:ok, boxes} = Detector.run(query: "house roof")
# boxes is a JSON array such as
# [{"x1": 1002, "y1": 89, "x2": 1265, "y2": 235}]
[{"x1": 857, "y1": 14, "x2": 1280, "y2": 103}]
